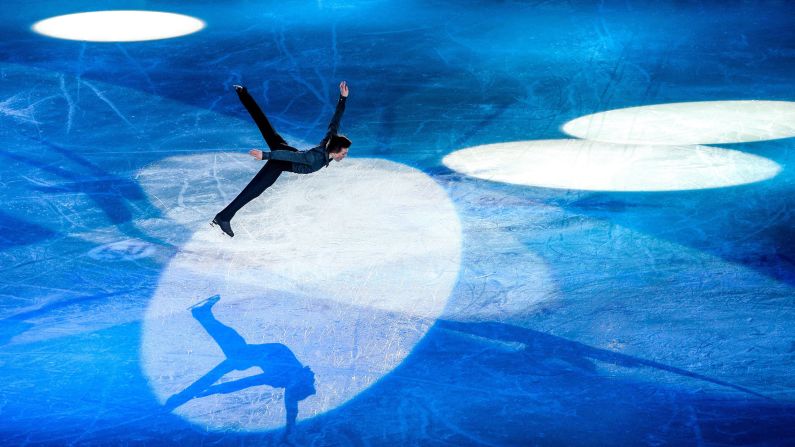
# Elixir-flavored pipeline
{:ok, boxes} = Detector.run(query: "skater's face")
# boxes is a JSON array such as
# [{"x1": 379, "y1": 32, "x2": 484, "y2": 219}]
[{"x1": 331, "y1": 146, "x2": 349, "y2": 161}]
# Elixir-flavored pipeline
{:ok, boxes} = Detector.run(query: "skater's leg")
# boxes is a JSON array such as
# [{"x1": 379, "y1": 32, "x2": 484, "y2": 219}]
[
  {"x1": 215, "y1": 160, "x2": 290, "y2": 221},
  {"x1": 236, "y1": 88, "x2": 296, "y2": 152},
  {"x1": 196, "y1": 371, "x2": 280, "y2": 397},
  {"x1": 164, "y1": 361, "x2": 233, "y2": 409},
  {"x1": 191, "y1": 301, "x2": 248, "y2": 358}
]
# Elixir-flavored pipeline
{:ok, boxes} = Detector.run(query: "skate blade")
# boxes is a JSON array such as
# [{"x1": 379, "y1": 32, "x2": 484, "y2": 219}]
[
  {"x1": 210, "y1": 219, "x2": 233, "y2": 237},
  {"x1": 187, "y1": 294, "x2": 221, "y2": 310}
]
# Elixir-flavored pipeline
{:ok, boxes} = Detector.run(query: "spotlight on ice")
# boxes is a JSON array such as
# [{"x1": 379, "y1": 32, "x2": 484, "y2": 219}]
[
  {"x1": 137, "y1": 155, "x2": 462, "y2": 431},
  {"x1": 562, "y1": 100, "x2": 795, "y2": 145},
  {"x1": 443, "y1": 139, "x2": 781, "y2": 192},
  {"x1": 32, "y1": 10, "x2": 205, "y2": 42}
]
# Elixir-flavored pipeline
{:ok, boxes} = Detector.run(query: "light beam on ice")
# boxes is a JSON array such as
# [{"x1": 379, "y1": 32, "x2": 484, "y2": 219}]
[
  {"x1": 32, "y1": 11, "x2": 205, "y2": 42},
  {"x1": 443, "y1": 139, "x2": 780, "y2": 191},
  {"x1": 562, "y1": 100, "x2": 795, "y2": 145},
  {"x1": 138, "y1": 155, "x2": 462, "y2": 431}
]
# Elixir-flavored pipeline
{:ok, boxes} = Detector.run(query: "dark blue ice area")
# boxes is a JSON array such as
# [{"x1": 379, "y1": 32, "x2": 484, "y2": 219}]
[{"x1": 2, "y1": 0, "x2": 795, "y2": 445}]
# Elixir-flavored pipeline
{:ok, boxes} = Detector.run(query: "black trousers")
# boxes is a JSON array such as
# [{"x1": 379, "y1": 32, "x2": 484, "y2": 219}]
[{"x1": 216, "y1": 89, "x2": 296, "y2": 221}]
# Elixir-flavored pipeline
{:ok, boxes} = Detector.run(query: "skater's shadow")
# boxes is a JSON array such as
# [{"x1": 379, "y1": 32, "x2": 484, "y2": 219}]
[{"x1": 164, "y1": 295, "x2": 315, "y2": 434}]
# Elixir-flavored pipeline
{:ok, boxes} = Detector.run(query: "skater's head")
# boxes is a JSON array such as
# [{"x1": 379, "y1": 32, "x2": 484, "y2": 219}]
[
  {"x1": 328, "y1": 134, "x2": 351, "y2": 161},
  {"x1": 290, "y1": 366, "x2": 316, "y2": 401}
]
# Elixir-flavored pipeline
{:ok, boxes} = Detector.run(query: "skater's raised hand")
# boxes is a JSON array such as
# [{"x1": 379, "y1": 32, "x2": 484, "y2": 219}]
[
  {"x1": 339, "y1": 81, "x2": 349, "y2": 98},
  {"x1": 249, "y1": 149, "x2": 264, "y2": 160}
]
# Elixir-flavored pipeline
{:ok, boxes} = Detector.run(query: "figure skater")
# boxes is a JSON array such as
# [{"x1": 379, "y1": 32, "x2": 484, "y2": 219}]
[{"x1": 212, "y1": 81, "x2": 350, "y2": 237}]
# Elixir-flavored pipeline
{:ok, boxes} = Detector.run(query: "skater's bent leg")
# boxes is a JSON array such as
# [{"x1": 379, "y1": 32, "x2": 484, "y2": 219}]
[
  {"x1": 236, "y1": 89, "x2": 294, "y2": 151},
  {"x1": 216, "y1": 160, "x2": 290, "y2": 221},
  {"x1": 192, "y1": 307, "x2": 248, "y2": 357}
]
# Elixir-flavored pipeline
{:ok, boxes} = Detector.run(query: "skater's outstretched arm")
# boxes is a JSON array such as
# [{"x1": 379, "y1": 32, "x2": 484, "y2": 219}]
[
  {"x1": 235, "y1": 85, "x2": 297, "y2": 152},
  {"x1": 284, "y1": 390, "x2": 299, "y2": 435},
  {"x1": 320, "y1": 81, "x2": 348, "y2": 145},
  {"x1": 249, "y1": 148, "x2": 316, "y2": 165},
  {"x1": 327, "y1": 82, "x2": 348, "y2": 134}
]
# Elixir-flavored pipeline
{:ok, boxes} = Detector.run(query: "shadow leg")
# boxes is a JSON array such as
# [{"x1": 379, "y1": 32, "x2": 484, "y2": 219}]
[{"x1": 164, "y1": 360, "x2": 234, "y2": 410}]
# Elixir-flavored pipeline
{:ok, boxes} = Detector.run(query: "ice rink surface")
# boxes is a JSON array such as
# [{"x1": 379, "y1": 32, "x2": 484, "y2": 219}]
[{"x1": 1, "y1": 0, "x2": 795, "y2": 445}]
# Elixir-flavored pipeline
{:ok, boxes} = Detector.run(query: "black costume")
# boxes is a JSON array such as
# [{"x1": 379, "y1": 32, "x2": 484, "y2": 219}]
[{"x1": 214, "y1": 87, "x2": 347, "y2": 233}]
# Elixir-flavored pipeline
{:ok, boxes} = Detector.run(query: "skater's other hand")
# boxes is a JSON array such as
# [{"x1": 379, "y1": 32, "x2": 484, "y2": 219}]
[
  {"x1": 249, "y1": 149, "x2": 264, "y2": 160},
  {"x1": 339, "y1": 81, "x2": 348, "y2": 97}
]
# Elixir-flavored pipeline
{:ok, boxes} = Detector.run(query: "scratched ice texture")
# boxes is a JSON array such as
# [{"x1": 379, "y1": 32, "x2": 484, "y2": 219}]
[{"x1": 1, "y1": 0, "x2": 795, "y2": 445}]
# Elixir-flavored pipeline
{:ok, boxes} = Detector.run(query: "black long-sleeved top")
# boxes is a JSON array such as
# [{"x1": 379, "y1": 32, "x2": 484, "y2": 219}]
[{"x1": 261, "y1": 95, "x2": 347, "y2": 174}]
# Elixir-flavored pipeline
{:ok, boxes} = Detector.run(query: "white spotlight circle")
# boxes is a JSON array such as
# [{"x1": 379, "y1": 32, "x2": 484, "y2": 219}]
[
  {"x1": 443, "y1": 139, "x2": 781, "y2": 192},
  {"x1": 563, "y1": 100, "x2": 795, "y2": 145},
  {"x1": 138, "y1": 155, "x2": 461, "y2": 431},
  {"x1": 32, "y1": 11, "x2": 205, "y2": 42}
]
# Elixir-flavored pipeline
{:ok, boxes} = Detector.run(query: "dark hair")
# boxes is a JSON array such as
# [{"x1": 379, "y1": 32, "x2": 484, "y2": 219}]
[
  {"x1": 290, "y1": 366, "x2": 316, "y2": 401},
  {"x1": 328, "y1": 134, "x2": 352, "y2": 153}
]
